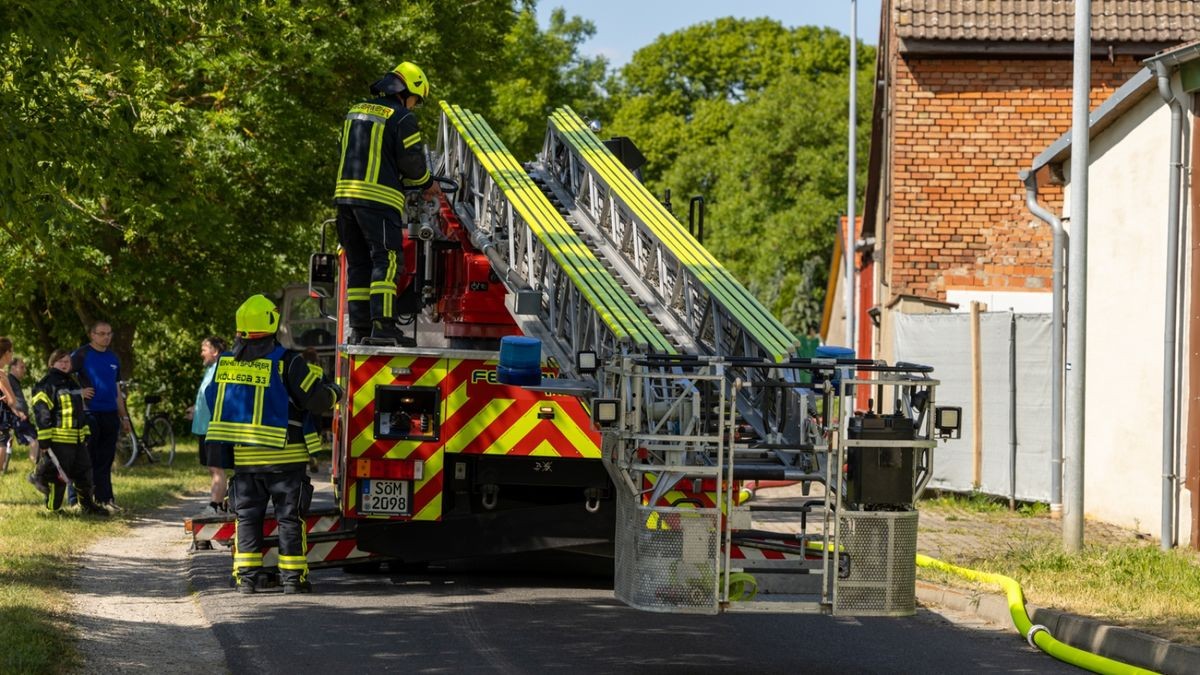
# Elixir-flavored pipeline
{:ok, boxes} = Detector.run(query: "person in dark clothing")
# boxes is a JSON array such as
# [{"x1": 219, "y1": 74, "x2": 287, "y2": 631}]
[
  {"x1": 31, "y1": 349, "x2": 108, "y2": 516},
  {"x1": 205, "y1": 295, "x2": 341, "y2": 594},
  {"x1": 8, "y1": 357, "x2": 40, "y2": 465},
  {"x1": 0, "y1": 339, "x2": 31, "y2": 473},
  {"x1": 71, "y1": 321, "x2": 131, "y2": 511},
  {"x1": 333, "y1": 60, "x2": 442, "y2": 346}
]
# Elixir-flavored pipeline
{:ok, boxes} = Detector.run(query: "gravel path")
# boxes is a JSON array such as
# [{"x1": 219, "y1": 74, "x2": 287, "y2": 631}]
[{"x1": 68, "y1": 493, "x2": 228, "y2": 674}]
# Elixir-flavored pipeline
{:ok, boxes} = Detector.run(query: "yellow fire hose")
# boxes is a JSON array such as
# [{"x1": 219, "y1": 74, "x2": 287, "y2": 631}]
[
  {"x1": 739, "y1": 486, "x2": 1152, "y2": 672},
  {"x1": 916, "y1": 554, "x2": 1156, "y2": 675}
]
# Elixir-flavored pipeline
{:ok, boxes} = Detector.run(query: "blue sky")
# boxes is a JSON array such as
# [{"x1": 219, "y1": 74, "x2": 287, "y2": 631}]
[{"x1": 536, "y1": 0, "x2": 882, "y2": 69}]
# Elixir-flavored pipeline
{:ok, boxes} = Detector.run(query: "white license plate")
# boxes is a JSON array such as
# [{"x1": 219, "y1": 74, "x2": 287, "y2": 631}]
[{"x1": 359, "y1": 479, "x2": 411, "y2": 516}]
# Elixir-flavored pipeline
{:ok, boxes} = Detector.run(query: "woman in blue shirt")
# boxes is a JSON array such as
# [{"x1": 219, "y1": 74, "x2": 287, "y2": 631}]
[{"x1": 188, "y1": 336, "x2": 231, "y2": 516}]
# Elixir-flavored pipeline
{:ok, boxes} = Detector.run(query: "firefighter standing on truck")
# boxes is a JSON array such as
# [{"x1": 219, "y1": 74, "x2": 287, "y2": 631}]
[
  {"x1": 205, "y1": 295, "x2": 342, "y2": 594},
  {"x1": 333, "y1": 60, "x2": 442, "y2": 346}
]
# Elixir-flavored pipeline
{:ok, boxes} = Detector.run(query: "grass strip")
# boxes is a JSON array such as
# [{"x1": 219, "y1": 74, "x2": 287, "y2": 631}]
[
  {"x1": 0, "y1": 444, "x2": 208, "y2": 674},
  {"x1": 918, "y1": 494, "x2": 1200, "y2": 646}
]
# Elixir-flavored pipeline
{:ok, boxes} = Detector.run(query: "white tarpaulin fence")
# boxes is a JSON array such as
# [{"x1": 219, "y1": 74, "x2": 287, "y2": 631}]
[{"x1": 893, "y1": 312, "x2": 1053, "y2": 502}]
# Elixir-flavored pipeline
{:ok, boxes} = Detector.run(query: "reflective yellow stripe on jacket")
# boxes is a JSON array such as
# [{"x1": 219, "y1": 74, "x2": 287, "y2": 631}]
[
  {"x1": 333, "y1": 179, "x2": 406, "y2": 212},
  {"x1": 233, "y1": 442, "x2": 310, "y2": 468}
]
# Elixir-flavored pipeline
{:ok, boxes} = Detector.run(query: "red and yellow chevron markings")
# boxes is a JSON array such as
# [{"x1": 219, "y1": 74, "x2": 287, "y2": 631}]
[{"x1": 342, "y1": 352, "x2": 601, "y2": 521}]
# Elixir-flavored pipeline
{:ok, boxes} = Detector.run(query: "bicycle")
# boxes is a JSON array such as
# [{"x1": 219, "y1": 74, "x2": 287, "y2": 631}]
[{"x1": 115, "y1": 381, "x2": 176, "y2": 467}]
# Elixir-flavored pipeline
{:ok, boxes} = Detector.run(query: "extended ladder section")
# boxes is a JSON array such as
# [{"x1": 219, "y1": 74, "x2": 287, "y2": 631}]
[
  {"x1": 543, "y1": 107, "x2": 798, "y2": 362},
  {"x1": 435, "y1": 103, "x2": 677, "y2": 370},
  {"x1": 536, "y1": 106, "x2": 805, "y2": 445}
]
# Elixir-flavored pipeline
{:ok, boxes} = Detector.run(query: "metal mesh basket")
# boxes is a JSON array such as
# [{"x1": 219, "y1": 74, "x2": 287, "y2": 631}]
[
  {"x1": 832, "y1": 510, "x2": 919, "y2": 616},
  {"x1": 614, "y1": 492, "x2": 721, "y2": 614}
]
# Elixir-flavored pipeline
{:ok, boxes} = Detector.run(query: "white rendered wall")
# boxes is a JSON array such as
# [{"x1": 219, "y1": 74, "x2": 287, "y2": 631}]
[{"x1": 1061, "y1": 85, "x2": 1194, "y2": 538}]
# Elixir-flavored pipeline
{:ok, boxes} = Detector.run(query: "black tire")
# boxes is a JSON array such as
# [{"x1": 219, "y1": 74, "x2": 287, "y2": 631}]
[
  {"x1": 145, "y1": 415, "x2": 176, "y2": 466},
  {"x1": 116, "y1": 430, "x2": 139, "y2": 468}
]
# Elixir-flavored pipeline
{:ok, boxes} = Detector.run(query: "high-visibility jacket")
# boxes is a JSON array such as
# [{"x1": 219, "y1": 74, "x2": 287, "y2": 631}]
[
  {"x1": 205, "y1": 339, "x2": 339, "y2": 471},
  {"x1": 30, "y1": 370, "x2": 91, "y2": 445},
  {"x1": 206, "y1": 344, "x2": 291, "y2": 449},
  {"x1": 333, "y1": 96, "x2": 433, "y2": 215}
]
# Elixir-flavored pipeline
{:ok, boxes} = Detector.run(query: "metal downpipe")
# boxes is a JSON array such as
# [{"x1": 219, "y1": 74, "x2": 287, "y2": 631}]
[
  {"x1": 1021, "y1": 170, "x2": 1065, "y2": 516},
  {"x1": 1154, "y1": 61, "x2": 1184, "y2": 551}
]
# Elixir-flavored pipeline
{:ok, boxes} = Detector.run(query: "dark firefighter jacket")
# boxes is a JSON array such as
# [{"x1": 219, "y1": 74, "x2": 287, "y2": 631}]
[
  {"x1": 30, "y1": 370, "x2": 90, "y2": 446},
  {"x1": 333, "y1": 96, "x2": 434, "y2": 215}
]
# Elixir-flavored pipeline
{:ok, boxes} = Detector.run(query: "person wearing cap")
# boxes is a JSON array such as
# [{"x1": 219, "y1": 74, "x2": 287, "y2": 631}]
[
  {"x1": 205, "y1": 295, "x2": 343, "y2": 594},
  {"x1": 333, "y1": 61, "x2": 442, "y2": 346}
]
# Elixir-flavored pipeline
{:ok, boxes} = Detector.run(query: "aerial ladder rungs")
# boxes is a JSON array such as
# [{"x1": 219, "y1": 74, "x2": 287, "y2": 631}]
[
  {"x1": 545, "y1": 106, "x2": 798, "y2": 361},
  {"x1": 438, "y1": 103, "x2": 678, "y2": 359}
]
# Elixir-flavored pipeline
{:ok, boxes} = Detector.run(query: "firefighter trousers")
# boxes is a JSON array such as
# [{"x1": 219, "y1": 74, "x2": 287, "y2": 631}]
[
  {"x1": 336, "y1": 204, "x2": 405, "y2": 329},
  {"x1": 231, "y1": 468, "x2": 309, "y2": 587},
  {"x1": 36, "y1": 443, "x2": 98, "y2": 511}
]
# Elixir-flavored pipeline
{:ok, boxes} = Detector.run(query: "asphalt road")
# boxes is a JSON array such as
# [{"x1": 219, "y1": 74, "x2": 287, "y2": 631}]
[{"x1": 190, "y1": 551, "x2": 1082, "y2": 674}]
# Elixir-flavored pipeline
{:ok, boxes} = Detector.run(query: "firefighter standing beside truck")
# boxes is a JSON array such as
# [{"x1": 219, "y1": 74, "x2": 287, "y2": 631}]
[
  {"x1": 333, "y1": 60, "x2": 442, "y2": 346},
  {"x1": 205, "y1": 295, "x2": 342, "y2": 594}
]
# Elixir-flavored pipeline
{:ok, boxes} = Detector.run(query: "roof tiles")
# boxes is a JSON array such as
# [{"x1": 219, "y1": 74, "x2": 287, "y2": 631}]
[{"x1": 896, "y1": 0, "x2": 1200, "y2": 42}]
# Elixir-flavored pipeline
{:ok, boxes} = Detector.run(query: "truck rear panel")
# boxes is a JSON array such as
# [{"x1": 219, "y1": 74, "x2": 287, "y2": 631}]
[{"x1": 334, "y1": 347, "x2": 612, "y2": 560}]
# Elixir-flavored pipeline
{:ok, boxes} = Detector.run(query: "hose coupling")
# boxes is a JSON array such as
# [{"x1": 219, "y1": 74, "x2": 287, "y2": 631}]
[{"x1": 1025, "y1": 624, "x2": 1048, "y2": 649}]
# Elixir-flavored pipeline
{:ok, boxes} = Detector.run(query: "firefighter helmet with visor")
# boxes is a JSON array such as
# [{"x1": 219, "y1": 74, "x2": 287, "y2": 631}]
[
  {"x1": 235, "y1": 294, "x2": 280, "y2": 336},
  {"x1": 369, "y1": 61, "x2": 429, "y2": 102}
]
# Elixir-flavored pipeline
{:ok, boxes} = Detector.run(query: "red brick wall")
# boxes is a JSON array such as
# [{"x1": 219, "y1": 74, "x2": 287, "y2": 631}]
[{"x1": 887, "y1": 54, "x2": 1142, "y2": 298}]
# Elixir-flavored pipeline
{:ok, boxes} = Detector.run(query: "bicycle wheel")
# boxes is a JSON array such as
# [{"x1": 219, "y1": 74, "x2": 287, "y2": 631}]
[
  {"x1": 117, "y1": 429, "x2": 139, "y2": 468},
  {"x1": 146, "y1": 415, "x2": 176, "y2": 466}
]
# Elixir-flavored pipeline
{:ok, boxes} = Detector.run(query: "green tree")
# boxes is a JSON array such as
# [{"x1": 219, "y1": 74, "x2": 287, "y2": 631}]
[
  {"x1": 606, "y1": 18, "x2": 873, "y2": 334},
  {"x1": 0, "y1": 0, "x2": 599, "y2": 408},
  {"x1": 492, "y1": 3, "x2": 609, "y2": 159}
]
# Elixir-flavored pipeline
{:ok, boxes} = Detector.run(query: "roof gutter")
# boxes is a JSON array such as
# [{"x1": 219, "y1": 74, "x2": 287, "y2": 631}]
[{"x1": 1020, "y1": 170, "x2": 1066, "y2": 517}]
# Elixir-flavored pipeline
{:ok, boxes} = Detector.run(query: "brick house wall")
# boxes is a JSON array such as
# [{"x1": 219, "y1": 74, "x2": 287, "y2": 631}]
[{"x1": 886, "y1": 54, "x2": 1143, "y2": 299}]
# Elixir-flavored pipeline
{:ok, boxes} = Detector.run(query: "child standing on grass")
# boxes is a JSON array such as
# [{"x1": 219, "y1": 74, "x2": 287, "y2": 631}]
[{"x1": 31, "y1": 349, "x2": 109, "y2": 517}]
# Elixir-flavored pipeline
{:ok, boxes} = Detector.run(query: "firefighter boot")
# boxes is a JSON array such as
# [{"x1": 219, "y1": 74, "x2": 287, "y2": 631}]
[
  {"x1": 79, "y1": 489, "x2": 111, "y2": 518},
  {"x1": 366, "y1": 319, "x2": 416, "y2": 347},
  {"x1": 282, "y1": 580, "x2": 313, "y2": 594}
]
